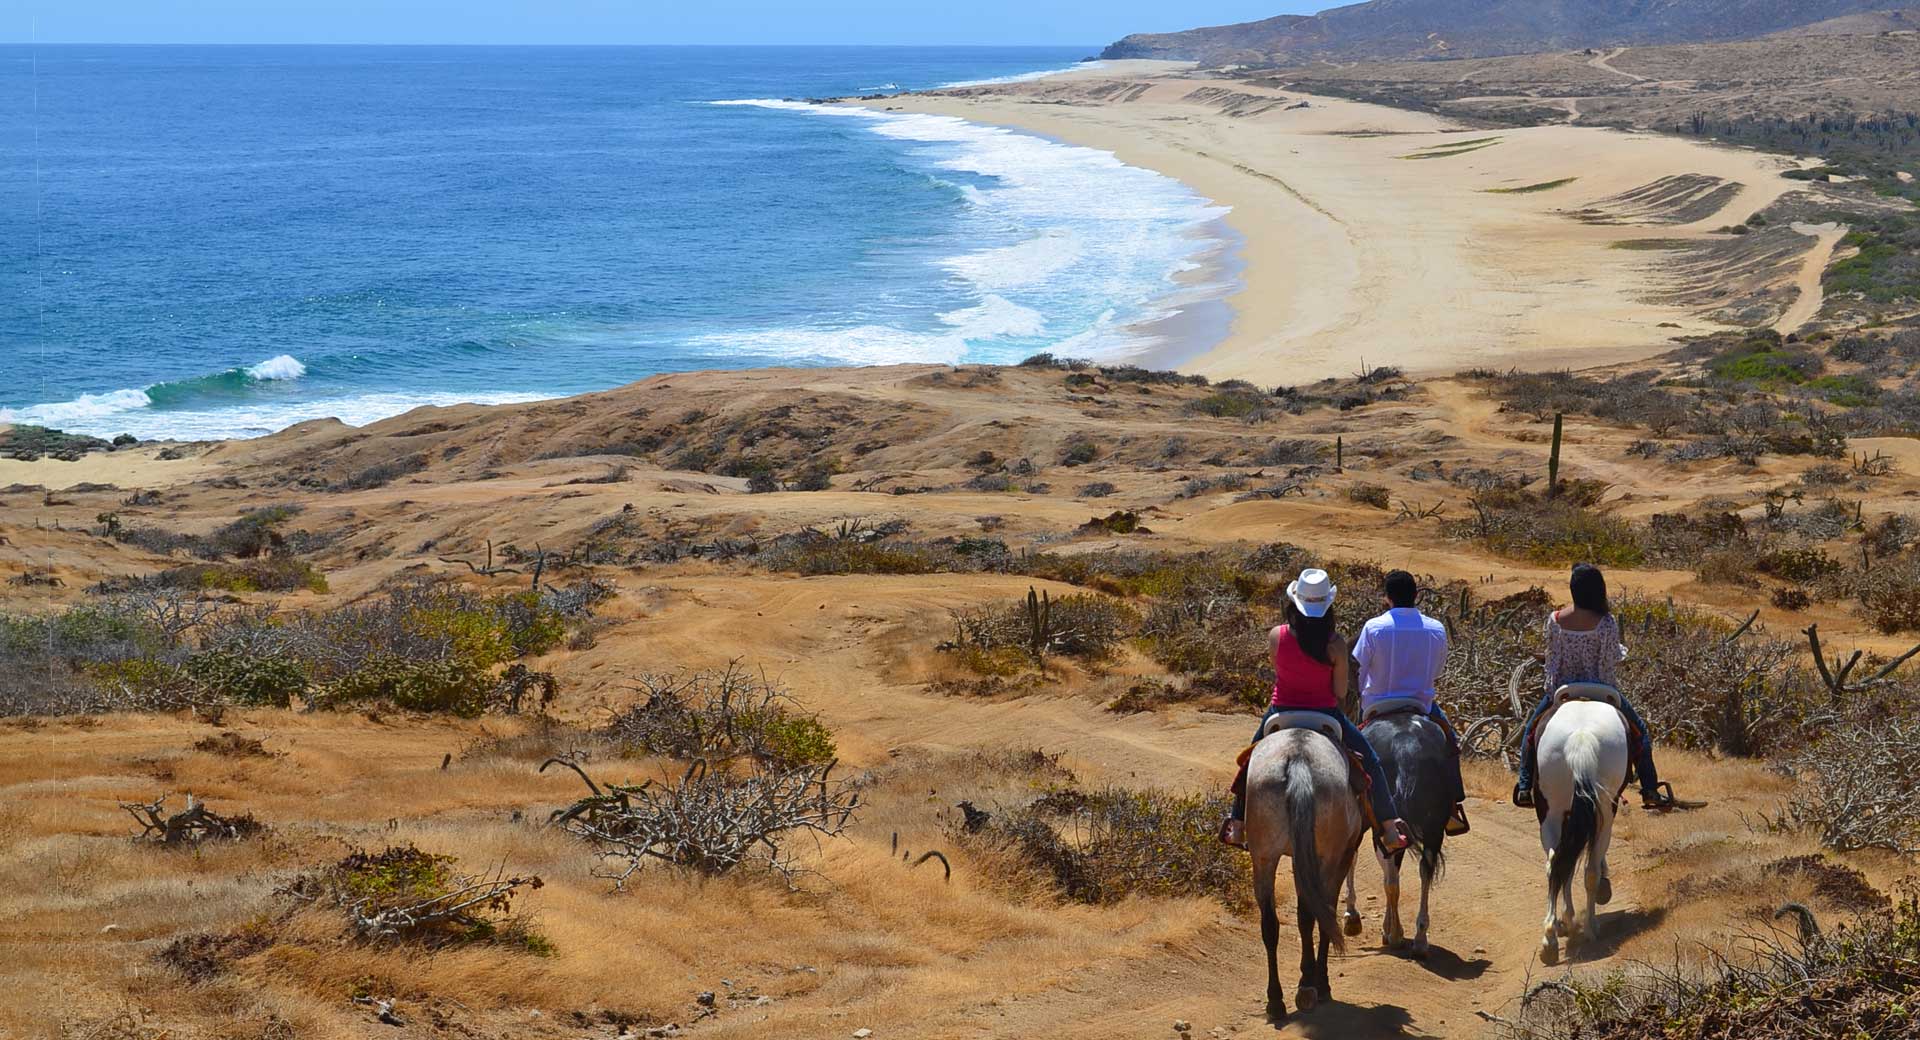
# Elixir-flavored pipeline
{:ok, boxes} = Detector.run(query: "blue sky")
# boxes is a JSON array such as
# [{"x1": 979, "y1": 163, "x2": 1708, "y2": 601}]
[{"x1": 7, "y1": 2, "x2": 1328, "y2": 46}]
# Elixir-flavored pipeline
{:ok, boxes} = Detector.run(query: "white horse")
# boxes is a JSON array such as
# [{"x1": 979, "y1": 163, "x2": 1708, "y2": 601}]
[
  {"x1": 1246, "y1": 719, "x2": 1367, "y2": 1020},
  {"x1": 1533, "y1": 689, "x2": 1630, "y2": 965}
]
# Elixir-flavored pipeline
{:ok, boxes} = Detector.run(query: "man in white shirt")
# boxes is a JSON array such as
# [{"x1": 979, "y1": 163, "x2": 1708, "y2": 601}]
[{"x1": 1352, "y1": 571, "x2": 1469, "y2": 836}]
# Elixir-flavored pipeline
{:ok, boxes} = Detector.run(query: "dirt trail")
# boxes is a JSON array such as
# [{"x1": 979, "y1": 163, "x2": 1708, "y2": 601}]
[
  {"x1": 610, "y1": 559, "x2": 1680, "y2": 1040},
  {"x1": 1776, "y1": 222, "x2": 1847, "y2": 332},
  {"x1": 1587, "y1": 47, "x2": 1647, "y2": 83}
]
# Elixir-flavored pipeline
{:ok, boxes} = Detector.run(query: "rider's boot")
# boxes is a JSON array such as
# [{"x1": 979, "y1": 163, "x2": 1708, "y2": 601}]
[
  {"x1": 1219, "y1": 817, "x2": 1247, "y2": 849},
  {"x1": 1446, "y1": 803, "x2": 1471, "y2": 836},
  {"x1": 1376, "y1": 818, "x2": 1412, "y2": 853}
]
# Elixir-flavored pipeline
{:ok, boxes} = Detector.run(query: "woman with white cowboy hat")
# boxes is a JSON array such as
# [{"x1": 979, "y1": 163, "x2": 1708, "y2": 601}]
[{"x1": 1221, "y1": 568, "x2": 1412, "y2": 852}]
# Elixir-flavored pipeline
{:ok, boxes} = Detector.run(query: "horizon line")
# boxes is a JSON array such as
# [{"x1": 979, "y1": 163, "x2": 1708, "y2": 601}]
[{"x1": 0, "y1": 40, "x2": 1104, "y2": 49}]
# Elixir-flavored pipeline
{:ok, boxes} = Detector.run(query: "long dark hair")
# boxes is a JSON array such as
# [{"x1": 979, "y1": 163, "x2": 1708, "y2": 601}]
[
  {"x1": 1285, "y1": 602, "x2": 1337, "y2": 666},
  {"x1": 1570, "y1": 563, "x2": 1610, "y2": 616}
]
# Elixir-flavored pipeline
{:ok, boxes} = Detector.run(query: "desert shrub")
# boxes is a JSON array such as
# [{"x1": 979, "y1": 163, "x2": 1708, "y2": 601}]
[
  {"x1": 1772, "y1": 587, "x2": 1811, "y2": 611},
  {"x1": 746, "y1": 471, "x2": 779, "y2": 494},
  {"x1": 956, "y1": 785, "x2": 1247, "y2": 907},
  {"x1": 1612, "y1": 599, "x2": 1814, "y2": 757},
  {"x1": 762, "y1": 539, "x2": 943, "y2": 575},
  {"x1": 285, "y1": 844, "x2": 548, "y2": 950},
  {"x1": 550, "y1": 759, "x2": 859, "y2": 884},
  {"x1": 1347, "y1": 483, "x2": 1391, "y2": 509},
  {"x1": 335, "y1": 454, "x2": 428, "y2": 492},
  {"x1": 1058, "y1": 435, "x2": 1099, "y2": 467},
  {"x1": 317, "y1": 656, "x2": 492, "y2": 716},
  {"x1": 1448, "y1": 489, "x2": 1647, "y2": 568},
  {"x1": 1187, "y1": 390, "x2": 1273, "y2": 421},
  {"x1": 1257, "y1": 439, "x2": 1327, "y2": 466},
  {"x1": 786, "y1": 464, "x2": 833, "y2": 492},
  {"x1": 186, "y1": 644, "x2": 311, "y2": 708},
  {"x1": 1175, "y1": 472, "x2": 1255, "y2": 499},
  {"x1": 1775, "y1": 717, "x2": 1920, "y2": 854},
  {"x1": 1076, "y1": 481, "x2": 1117, "y2": 499},
  {"x1": 1501, "y1": 897, "x2": 1920, "y2": 1040},
  {"x1": 207, "y1": 505, "x2": 304, "y2": 559},
  {"x1": 602, "y1": 665, "x2": 836, "y2": 768},
  {"x1": 138, "y1": 558, "x2": 328, "y2": 594},
  {"x1": 1480, "y1": 370, "x2": 1694, "y2": 432},
  {"x1": 948, "y1": 588, "x2": 1135, "y2": 666},
  {"x1": 1757, "y1": 547, "x2": 1841, "y2": 582}
]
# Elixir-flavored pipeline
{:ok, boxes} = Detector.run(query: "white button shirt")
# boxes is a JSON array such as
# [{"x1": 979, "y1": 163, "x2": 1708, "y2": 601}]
[{"x1": 1352, "y1": 607, "x2": 1449, "y2": 713}]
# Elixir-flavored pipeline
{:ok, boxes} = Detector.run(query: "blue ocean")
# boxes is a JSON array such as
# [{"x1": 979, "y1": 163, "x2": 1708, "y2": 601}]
[{"x1": 0, "y1": 46, "x2": 1234, "y2": 440}]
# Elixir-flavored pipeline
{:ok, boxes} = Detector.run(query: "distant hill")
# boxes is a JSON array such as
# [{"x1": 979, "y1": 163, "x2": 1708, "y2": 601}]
[
  {"x1": 1102, "y1": 0, "x2": 1903, "y2": 65},
  {"x1": 1776, "y1": 7, "x2": 1920, "y2": 35}
]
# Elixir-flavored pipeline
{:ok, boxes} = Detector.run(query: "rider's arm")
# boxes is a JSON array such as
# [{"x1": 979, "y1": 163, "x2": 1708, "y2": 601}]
[{"x1": 1330, "y1": 634, "x2": 1351, "y2": 704}]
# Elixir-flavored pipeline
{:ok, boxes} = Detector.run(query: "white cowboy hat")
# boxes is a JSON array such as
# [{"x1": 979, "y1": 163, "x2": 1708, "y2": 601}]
[{"x1": 1287, "y1": 568, "x2": 1338, "y2": 618}]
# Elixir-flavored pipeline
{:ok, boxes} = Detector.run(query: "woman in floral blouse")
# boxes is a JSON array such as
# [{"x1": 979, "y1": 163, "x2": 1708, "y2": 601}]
[{"x1": 1512, "y1": 564, "x2": 1674, "y2": 810}]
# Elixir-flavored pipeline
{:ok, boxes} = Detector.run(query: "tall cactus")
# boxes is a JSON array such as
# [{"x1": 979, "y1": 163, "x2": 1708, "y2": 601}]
[
  {"x1": 1025, "y1": 586, "x2": 1053, "y2": 661},
  {"x1": 1547, "y1": 412, "x2": 1564, "y2": 498}
]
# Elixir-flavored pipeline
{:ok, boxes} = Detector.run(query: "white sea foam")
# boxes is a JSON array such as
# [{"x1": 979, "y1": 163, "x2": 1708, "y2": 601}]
[
  {"x1": 246, "y1": 354, "x2": 307, "y2": 381},
  {"x1": 1, "y1": 389, "x2": 156, "y2": 427},
  {"x1": 2, "y1": 390, "x2": 547, "y2": 442},
  {"x1": 707, "y1": 98, "x2": 1233, "y2": 365},
  {"x1": 937, "y1": 295, "x2": 1047, "y2": 338}
]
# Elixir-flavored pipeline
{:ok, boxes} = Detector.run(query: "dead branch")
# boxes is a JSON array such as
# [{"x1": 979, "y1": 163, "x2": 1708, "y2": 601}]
[
  {"x1": 550, "y1": 759, "x2": 860, "y2": 887},
  {"x1": 1803, "y1": 623, "x2": 1920, "y2": 699},
  {"x1": 437, "y1": 539, "x2": 521, "y2": 577},
  {"x1": 120, "y1": 794, "x2": 263, "y2": 844}
]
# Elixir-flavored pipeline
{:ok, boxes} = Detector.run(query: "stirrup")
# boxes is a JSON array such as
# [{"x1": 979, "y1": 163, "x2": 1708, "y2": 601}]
[
  {"x1": 1446, "y1": 804, "x2": 1471, "y2": 836},
  {"x1": 1642, "y1": 783, "x2": 1678, "y2": 812},
  {"x1": 1512, "y1": 783, "x2": 1534, "y2": 808},
  {"x1": 1218, "y1": 817, "x2": 1247, "y2": 849}
]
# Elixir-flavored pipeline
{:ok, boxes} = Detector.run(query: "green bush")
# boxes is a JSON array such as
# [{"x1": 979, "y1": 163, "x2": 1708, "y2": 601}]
[
  {"x1": 186, "y1": 647, "x2": 310, "y2": 708},
  {"x1": 319, "y1": 656, "x2": 491, "y2": 717}
]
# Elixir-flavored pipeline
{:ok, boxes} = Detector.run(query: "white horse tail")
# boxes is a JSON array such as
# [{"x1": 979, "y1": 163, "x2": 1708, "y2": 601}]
[
  {"x1": 1547, "y1": 731, "x2": 1603, "y2": 910},
  {"x1": 1287, "y1": 756, "x2": 1344, "y2": 951}
]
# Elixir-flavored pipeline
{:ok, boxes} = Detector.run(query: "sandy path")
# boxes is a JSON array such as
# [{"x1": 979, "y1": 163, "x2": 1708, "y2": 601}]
[
  {"x1": 1777, "y1": 222, "x2": 1847, "y2": 332},
  {"x1": 1587, "y1": 47, "x2": 1648, "y2": 83},
  {"x1": 877, "y1": 74, "x2": 1809, "y2": 383}
]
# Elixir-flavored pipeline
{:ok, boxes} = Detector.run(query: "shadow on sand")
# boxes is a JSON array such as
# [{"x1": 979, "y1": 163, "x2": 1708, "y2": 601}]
[
  {"x1": 1399, "y1": 942, "x2": 1494, "y2": 980},
  {"x1": 1269, "y1": 1000, "x2": 1444, "y2": 1039},
  {"x1": 1567, "y1": 905, "x2": 1667, "y2": 962}
]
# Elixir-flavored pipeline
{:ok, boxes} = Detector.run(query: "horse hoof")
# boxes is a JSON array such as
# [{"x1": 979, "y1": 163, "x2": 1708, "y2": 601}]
[
  {"x1": 1411, "y1": 940, "x2": 1430, "y2": 961},
  {"x1": 1540, "y1": 942, "x2": 1560, "y2": 966},
  {"x1": 1343, "y1": 910, "x2": 1363, "y2": 937},
  {"x1": 1265, "y1": 1001, "x2": 1287, "y2": 1024},
  {"x1": 1597, "y1": 878, "x2": 1614, "y2": 905},
  {"x1": 1294, "y1": 987, "x2": 1319, "y2": 1012}
]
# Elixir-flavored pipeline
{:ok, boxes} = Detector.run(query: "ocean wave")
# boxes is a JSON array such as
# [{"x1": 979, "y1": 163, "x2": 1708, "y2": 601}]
[
  {"x1": 707, "y1": 97, "x2": 1234, "y2": 366},
  {"x1": 1, "y1": 354, "x2": 316, "y2": 431},
  {"x1": 246, "y1": 354, "x2": 307, "y2": 380},
  {"x1": 1, "y1": 388, "x2": 547, "y2": 442}
]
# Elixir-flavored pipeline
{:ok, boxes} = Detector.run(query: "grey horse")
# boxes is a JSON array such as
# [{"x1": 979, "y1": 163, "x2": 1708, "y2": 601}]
[
  {"x1": 1346, "y1": 710, "x2": 1452, "y2": 958},
  {"x1": 1245, "y1": 726, "x2": 1367, "y2": 1020}
]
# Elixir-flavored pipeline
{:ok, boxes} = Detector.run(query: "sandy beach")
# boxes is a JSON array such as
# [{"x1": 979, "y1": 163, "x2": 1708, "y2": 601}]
[{"x1": 868, "y1": 63, "x2": 1826, "y2": 382}]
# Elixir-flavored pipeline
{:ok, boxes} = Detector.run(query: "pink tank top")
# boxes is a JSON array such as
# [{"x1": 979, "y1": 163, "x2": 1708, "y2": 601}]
[{"x1": 1270, "y1": 625, "x2": 1337, "y2": 709}]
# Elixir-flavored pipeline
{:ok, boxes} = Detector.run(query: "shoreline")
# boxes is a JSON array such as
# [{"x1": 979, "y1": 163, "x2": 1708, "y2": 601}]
[{"x1": 871, "y1": 66, "x2": 1820, "y2": 382}]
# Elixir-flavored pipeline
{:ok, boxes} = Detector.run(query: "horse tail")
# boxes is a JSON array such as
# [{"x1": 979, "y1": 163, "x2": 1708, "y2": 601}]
[
  {"x1": 1548, "y1": 732, "x2": 1602, "y2": 908},
  {"x1": 1286, "y1": 755, "x2": 1344, "y2": 951}
]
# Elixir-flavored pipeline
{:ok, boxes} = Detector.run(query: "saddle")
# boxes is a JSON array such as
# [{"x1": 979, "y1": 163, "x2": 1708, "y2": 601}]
[
  {"x1": 1360, "y1": 696, "x2": 1428, "y2": 725},
  {"x1": 1233, "y1": 715, "x2": 1379, "y2": 833},
  {"x1": 1362, "y1": 697, "x2": 1459, "y2": 756},
  {"x1": 1528, "y1": 683, "x2": 1645, "y2": 784}
]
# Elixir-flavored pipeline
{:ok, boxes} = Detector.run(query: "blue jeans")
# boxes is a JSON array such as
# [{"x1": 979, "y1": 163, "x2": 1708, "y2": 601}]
[
  {"x1": 1426, "y1": 704, "x2": 1468, "y2": 804},
  {"x1": 1516, "y1": 693, "x2": 1659, "y2": 795},
  {"x1": 1232, "y1": 706, "x2": 1400, "y2": 825}
]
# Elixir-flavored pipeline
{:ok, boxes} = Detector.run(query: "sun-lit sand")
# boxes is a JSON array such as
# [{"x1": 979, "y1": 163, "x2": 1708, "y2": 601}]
[{"x1": 870, "y1": 65, "x2": 1822, "y2": 382}]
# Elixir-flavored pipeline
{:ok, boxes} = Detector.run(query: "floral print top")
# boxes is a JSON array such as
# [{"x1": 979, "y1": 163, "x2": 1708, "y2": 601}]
[{"x1": 1545, "y1": 612, "x2": 1627, "y2": 694}]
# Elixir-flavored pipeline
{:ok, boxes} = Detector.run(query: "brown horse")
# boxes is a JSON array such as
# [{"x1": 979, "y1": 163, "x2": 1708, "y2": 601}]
[{"x1": 1244, "y1": 724, "x2": 1368, "y2": 1020}]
